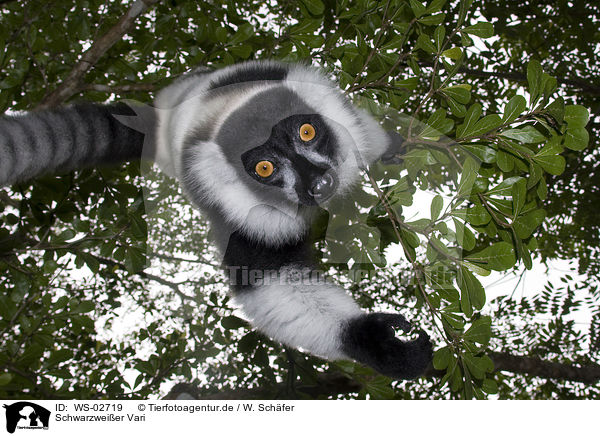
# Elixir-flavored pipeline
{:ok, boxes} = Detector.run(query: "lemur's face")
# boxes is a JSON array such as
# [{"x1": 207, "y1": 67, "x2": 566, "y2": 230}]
[
  {"x1": 215, "y1": 86, "x2": 357, "y2": 212},
  {"x1": 240, "y1": 114, "x2": 338, "y2": 206}
]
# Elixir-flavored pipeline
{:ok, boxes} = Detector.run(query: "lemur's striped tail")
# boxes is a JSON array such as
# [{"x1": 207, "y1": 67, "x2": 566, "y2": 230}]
[{"x1": 0, "y1": 103, "x2": 151, "y2": 187}]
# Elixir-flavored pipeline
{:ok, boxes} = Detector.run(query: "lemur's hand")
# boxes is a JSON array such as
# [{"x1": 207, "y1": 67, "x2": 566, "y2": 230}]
[{"x1": 341, "y1": 312, "x2": 433, "y2": 379}]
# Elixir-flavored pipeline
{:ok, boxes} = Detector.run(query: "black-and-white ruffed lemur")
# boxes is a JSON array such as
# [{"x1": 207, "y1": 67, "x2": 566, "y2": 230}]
[{"x1": 0, "y1": 61, "x2": 432, "y2": 379}]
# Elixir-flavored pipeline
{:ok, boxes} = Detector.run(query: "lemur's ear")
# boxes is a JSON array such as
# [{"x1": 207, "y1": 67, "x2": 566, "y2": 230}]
[
  {"x1": 380, "y1": 131, "x2": 406, "y2": 165},
  {"x1": 111, "y1": 101, "x2": 157, "y2": 153},
  {"x1": 111, "y1": 101, "x2": 177, "y2": 176}
]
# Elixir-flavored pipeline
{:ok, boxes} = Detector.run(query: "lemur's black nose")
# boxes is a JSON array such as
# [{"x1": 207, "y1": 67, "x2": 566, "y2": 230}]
[{"x1": 309, "y1": 173, "x2": 335, "y2": 201}]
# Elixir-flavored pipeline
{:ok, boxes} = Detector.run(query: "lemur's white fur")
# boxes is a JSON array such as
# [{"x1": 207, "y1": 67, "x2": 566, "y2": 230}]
[
  {"x1": 233, "y1": 269, "x2": 362, "y2": 360},
  {"x1": 184, "y1": 140, "x2": 306, "y2": 246}
]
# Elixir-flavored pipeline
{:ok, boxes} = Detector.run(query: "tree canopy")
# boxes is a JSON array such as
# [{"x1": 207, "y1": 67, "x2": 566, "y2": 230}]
[{"x1": 0, "y1": 0, "x2": 598, "y2": 400}]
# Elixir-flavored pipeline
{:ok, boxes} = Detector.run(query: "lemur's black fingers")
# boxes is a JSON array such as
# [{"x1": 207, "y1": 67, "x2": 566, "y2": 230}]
[
  {"x1": 373, "y1": 312, "x2": 412, "y2": 332},
  {"x1": 374, "y1": 330, "x2": 432, "y2": 379},
  {"x1": 341, "y1": 313, "x2": 433, "y2": 379}
]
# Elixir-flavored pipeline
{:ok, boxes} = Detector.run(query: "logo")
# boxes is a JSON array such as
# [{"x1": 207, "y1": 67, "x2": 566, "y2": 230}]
[{"x1": 3, "y1": 402, "x2": 50, "y2": 434}]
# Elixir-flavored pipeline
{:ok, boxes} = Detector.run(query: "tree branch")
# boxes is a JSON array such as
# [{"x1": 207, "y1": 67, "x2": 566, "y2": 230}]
[
  {"x1": 457, "y1": 65, "x2": 600, "y2": 96},
  {"x1": 489, "y1": 352, "x2": 600, "y2": 384},
  {"x1": 163, "y1": 373, "x2": 362, "y2": 400},
  {"x1": 80, "y1": 83, "x2": 157, "y2": 94},
  {"x1": 37, "y1": 0, "x2": 160, "y2": 109},
  {"x1": 164, "y1": 353, "x2": 600, "y2": 399},
  {"x1": 415, "y1": 60, "x2": 600, "y2": 96}
]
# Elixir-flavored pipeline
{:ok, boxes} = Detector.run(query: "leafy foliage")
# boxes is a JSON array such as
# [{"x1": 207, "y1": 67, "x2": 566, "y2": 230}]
[{"x1": 0, "y1": 0, "x2": 596, "y2": 400}]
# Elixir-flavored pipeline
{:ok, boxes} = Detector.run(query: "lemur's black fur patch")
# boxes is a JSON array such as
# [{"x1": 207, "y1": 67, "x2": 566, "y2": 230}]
[{"x1": 209, "y1": 63, "x2": 288, "y2": 90}]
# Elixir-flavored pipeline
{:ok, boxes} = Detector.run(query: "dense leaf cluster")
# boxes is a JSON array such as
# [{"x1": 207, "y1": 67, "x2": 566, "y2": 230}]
[{"x1": 0, "y1": 0, "x2": 596, "y2": 399}]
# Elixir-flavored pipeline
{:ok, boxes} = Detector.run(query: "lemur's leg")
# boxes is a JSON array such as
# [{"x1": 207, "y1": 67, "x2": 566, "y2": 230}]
[
  {"x1": 0, "y1": 103, "x2": 148, "y2": 186},
  {"x1": 232, "y1": 267, "x2": 432, "y2": 379}
]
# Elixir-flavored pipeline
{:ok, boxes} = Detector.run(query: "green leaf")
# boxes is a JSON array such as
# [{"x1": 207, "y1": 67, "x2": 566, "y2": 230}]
[
  {"x1": 78, "y1": 252, "x2": 100, "y2": 274},
  {"x1": 540, "y1": 72, "x2": 557, "y2": 99},
  {"x1": 453, "y1": 218, "x2": 476, "y2": 251},
  {"x1": 433, "y1": 347, "x2": 452, "y2": 370},
  {"x1": 72, "y1": 300, "x2": 95, "y2": 314},
  {"x1": 419, "y1": 13, "x2": 446, "y2": 26},
  {"x1": 228, "y1": 23, "x2": 254, "y2": 44},
  {"x1": 456, "y1": 103, "x2": 482, "y2": 137},
  {"x1": 563, "y1": 105, "x2": 589, "y2": 128},
  {"x1": 487, "y1": 176, "x2": 524, "y2": 197},
  {"x1": 426, "y1": 0, "x2": 447, "y2": 14},
  {"x1": 442, "y1": 312, "x2": 465, "y2": 330},
  {"x1": 447, "y1": 97, "x2": 467, "y2": 117},
  {"x1": 430, "y1": 195, "x2": 444, "y2": 220},
  {"x1": 496, "y1": 150, "x2": 514, "y2": 172},
  {"x1": 238, "y1": 331, "x2": 259, "y2": 353},
  {"x1": 461, "y1": 22, "x2": 494, "y2": 38},
  {"x1": 467, "y1": 204, "x2": 491, "y2": 226},
  {"x1": 441, "y1": 84, "x2": 471, "y2": 104},
  {"x1": 457, "y1": 266, "x2": 486, "y2": 315},
  {"x1": 300, "y1": 0, "x2": 325, "y2": 15},
  {"x1": 466, "y1": 242, "x2": 516, "y2": 271},
  {"x1": 545, "y1": 97, "x2": 565, "y2": 123},
  {"x1": 527, "y1": 60, "x2": 542, "y2": 104},
  {"x1": 535, "y1": 140, "x2": 563, "y2": 157},
  {"x1": 409, "y1": 0, "x2": 427, "y2": 17},
  {"x1": 482, "y1": 378, "x2": 499, "y2": 394},
  {"x1": 214, "y1": 26, "x2": 229, "y2": 43},
  {"x1": 441, "y1": 47, "x2": 462, "y2": 59},
  {"x1": 135, "y1": 360, "x2": 154, "y2": 375},
  {"x1": 512, "y1": 178, "x2": 527, "y2": 217},
  {"x1": 421, "y1": 108, "x2": 450, "y2": 137},
  {"x1": 564, "y1": 127, "x2": 589, "y2": 151},
  {"x1": 463, "y1": 316, "x2": 492, "y2": 345},
  {"x1": 463, "y1": 354, "x2": 487, "y2": 379},
  {"x1": 0, "y1": 373, "x2": 13, "y2": 386},
  {"x1": 513, "y1": 209, "x2": 546, "y2": 239},
  {"x1": 124, "y1": 247, "x2": 146, "y2": 273},
  {"x1": 533, "y1": 154, "x2": 565, "y2": 175},
  {"x1": 229, "y1": 44, "x2": 253, "y2": 58},
  {"x1": 433, "y1": 25, "x2": 446, "y2": 50},
  {"x1": 462, "y1": 260, "x2": 491, "y2": 276},
  {"x1": 457, "y1": 157, "x2": 478, "y2": 197},
  {"x1": 537, "y1": 179, "x2": 548, "y2": 201},
  {"x1": 460, "y1": 31, "x2": 473, "y2": 46},
  {"x1": 500, "y1": 125, "x2": 545, "y2": 143},
  {"x1": 416, "y1": 33, "x2": 437, "y2": 53},
  {"x1": 502, "y1": 95, "x2": 527, "y2": 123},
  {"x1": 290, "y1": 18, "x2": 322, "y2": 34},
  {"x1": 468, "y1": 114, "x2": 503, "y2": 137},
  {"x1": 365, "y1": 376, "x2": 395, "y2": 399},
  {"x1": 460, "y1": 143, "x2": 497, "y2": 163}
]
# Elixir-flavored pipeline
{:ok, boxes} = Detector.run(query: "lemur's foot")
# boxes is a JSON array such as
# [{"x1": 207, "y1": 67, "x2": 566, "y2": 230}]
[
  {"x1": 341, "y1": 312, "x2": 433, "y2": 379},
  {"x1": 381, "y1": 131, "x2": 406, "y2": 165}
]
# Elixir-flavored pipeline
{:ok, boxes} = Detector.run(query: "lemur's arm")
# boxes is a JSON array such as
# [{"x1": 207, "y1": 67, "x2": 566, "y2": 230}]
[
  {"x1": 223, "y1": 230, "x2": 432, "y2": 379},
  {"x1": 0, "y1": 103, "x2": 148, "y2": 187},
  {"x1": 236, "y1": 282, "x2": 432, "y2": 379}
]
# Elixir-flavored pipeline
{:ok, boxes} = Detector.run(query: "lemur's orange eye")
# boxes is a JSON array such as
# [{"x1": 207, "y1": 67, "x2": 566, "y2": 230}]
[
  {"x1": 299, "y1": 123, "x2": 316, "y2": 141},
  {"x1": 255, "y1": 161, "x2": 274, "y2": 178}
]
